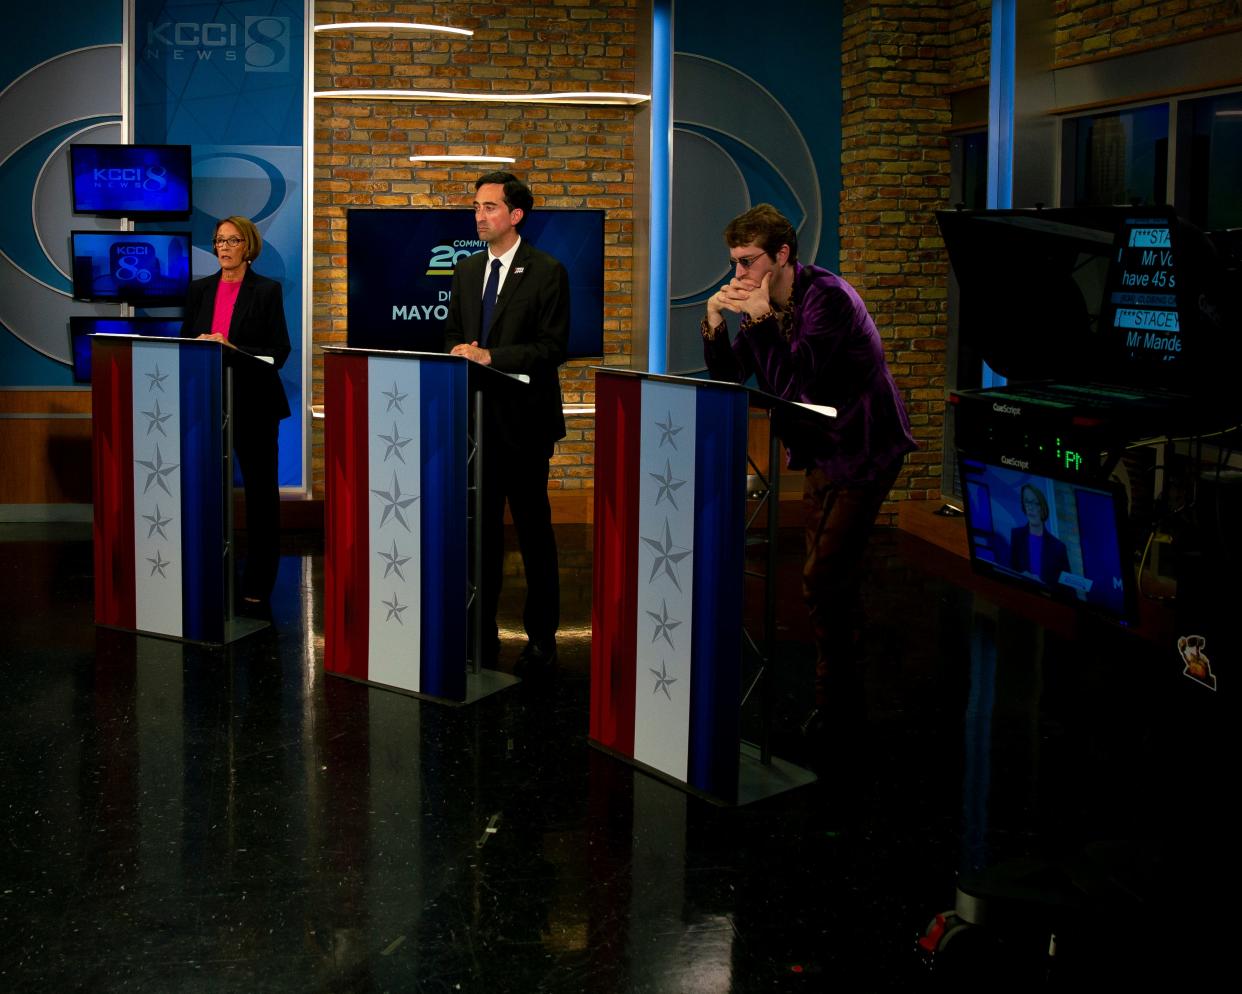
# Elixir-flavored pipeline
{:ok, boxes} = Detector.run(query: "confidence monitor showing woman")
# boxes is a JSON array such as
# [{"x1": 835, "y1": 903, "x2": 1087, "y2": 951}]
[{"x1": 960, "y1": 455, "x2": 1137, "y2": 624}]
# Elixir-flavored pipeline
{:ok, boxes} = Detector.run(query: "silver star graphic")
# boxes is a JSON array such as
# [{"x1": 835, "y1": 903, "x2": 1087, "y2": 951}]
[
  {"x1": 646, "y1": 599, "x2": 682, "y2": 648},
  {"x1": 650, "y1": 459, "x2": 687, "y2": 510},
  {"x1": 378, "y1": 540, "x2": 411, "y2": 580},
  {"x1": 135, "y1": 445, "x2": 179, "y2": 496},
  {"x1": 642, "y1": 519, "x2": 692, "y2": 591},
  {"x1": 371, "y1": 472, "x2": 419, "y2": 531},
  {"x1": 147, "y1": 550, "x2": 170, "y2": 578},
  {"x1": 145, "y1": 365, "x2": 168, "y2": 393},
  {"x1": 654, "y1": 411, "x2": 683, "y2": 449},
  {"x1": 382, "y1": 382, "x2": 408, "y2": 414},
  {"x1": 143, "y1": 504, "x2": 172, "y2": 540},
  {"x1": 140, "y1": 398, "x2": 171, "y2": 436},
  {"x1": 650, "y1": 660, "x2": 677, "y2": 700},
  {"x1": 377, "y1": 422, "x2": 412, "y2": 463},
  {"x1": 382, "y1": 592, "x2": 408, "y2": 623}
]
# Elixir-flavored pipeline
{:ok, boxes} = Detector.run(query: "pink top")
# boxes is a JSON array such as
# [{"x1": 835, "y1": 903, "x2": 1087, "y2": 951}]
[{"x1": 210, "y1": 279, "x2": 244, "y2": 337}]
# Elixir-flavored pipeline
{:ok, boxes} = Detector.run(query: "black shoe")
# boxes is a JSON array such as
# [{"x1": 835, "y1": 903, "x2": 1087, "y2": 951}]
[
  {"x1": 514, "y1": 640, "x2": 557, "y2": 677},
  {"x1": 238, "y1": 596, "x2": 272, "y2": 621}
]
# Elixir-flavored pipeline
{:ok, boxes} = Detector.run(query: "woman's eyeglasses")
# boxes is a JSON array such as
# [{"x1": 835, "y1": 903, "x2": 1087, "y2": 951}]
[{"x1": 213, "y1": 236, "x2": 244, "y2": 248}]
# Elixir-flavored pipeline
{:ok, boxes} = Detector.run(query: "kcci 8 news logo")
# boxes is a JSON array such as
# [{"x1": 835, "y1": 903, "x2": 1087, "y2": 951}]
[
  {"x1": 92, "y1": 167, "x2": 168, "y2": 192},
  {"x1": 109, "y1": 242, "x2": 160, "y2": 285},
  {"x1": 143, "y1": 16, "x2": 290, "y2": 72}
]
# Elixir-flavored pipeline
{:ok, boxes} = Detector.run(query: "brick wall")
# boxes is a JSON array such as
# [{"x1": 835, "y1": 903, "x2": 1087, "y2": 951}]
[
  {"x1": 1053, "y1": 0, "x2": 1242, "y2": 66},
  {"x1": 312, "y1": 0, "x2": 643, "y2": 497},
  {"x1": 840, "y1": 0, "x2": 956, "y2": 520},
  {"x1": 949, "y1": 0, "x2": 991, "y2": 89}
]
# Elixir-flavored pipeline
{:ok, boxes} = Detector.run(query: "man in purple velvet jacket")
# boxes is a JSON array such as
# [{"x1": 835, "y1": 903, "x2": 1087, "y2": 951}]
[{"x1": 702, "y1": 204, "x2": 916, "y2": 753}]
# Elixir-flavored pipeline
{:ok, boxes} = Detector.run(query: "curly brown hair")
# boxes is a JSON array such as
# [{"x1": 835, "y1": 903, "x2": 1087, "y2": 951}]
[{"x1": 724, "y1": 203, "x2": 798, "y2": 263}]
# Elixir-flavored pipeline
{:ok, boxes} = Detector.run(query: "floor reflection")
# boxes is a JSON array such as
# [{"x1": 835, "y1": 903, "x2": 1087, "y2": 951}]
[{"x1": 0, "y1": 523, "x2": 1229, "y2": 991}]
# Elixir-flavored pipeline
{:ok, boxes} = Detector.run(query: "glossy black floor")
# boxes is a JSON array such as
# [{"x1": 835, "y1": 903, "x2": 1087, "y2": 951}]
[{"x1": 0, "y1": 521, "x2": 1231, "y2": 993}]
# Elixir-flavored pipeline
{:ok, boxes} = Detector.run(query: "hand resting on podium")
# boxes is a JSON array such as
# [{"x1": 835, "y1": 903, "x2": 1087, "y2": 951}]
[{"x1": 195, "y1": 331, "x2": 275, "y2": 363}]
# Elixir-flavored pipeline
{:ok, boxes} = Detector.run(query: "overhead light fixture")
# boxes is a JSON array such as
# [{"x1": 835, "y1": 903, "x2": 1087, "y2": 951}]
[
  {"x1": 314, "y1": 21, "x2": 473, "y2": 37},
  {"x1": 314, "y1": 89, "x2": 651, "y2": 106},
  {"x1": 409, "y1": 155, "x2": 517, "y2": 164}
]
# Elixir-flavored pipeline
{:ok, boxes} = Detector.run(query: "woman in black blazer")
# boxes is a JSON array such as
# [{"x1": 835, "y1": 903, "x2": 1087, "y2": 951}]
[
  {"x1": 1009, "y1": 483, "x2": 1071, "y2": 586},
  {"x1": 181, "y1": 215, "x2": 291, "y2": 615}
]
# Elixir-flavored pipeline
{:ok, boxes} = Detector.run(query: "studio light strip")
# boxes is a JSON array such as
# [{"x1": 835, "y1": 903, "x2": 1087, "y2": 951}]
[
  {"x1": 314, "y1": 22, "x2": 474, "y2": 37},
  {"x1": 408, "y1": 155, "x2": 517, "y2": 164},
  {"x1": 314, "y1": 89, "x2": 651, "y2": 106}
]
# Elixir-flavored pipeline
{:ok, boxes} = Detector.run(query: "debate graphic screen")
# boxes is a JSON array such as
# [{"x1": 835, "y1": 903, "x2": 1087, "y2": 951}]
[
  {"x1": 70, "y1": 144, "x2": 192, "y2": 217},
  {"x1": 346, "y1": 208, "x2": 605, "y2": 359}
]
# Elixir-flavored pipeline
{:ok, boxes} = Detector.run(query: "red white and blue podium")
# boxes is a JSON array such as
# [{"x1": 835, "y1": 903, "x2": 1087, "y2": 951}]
[
  {"x1": 590, "y1": 368, "x2": 825, "y2": 805},
  {"x1": 323, "y1": 347, "x2": 519, "y2": 704},
  {"x1": 92, "y1": 334, "x2": 263, "y2": 644}
]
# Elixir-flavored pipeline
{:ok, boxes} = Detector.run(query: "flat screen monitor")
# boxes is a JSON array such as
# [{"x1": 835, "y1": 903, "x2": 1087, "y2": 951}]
[
  {"x1": 69, "y1": 316, "x2": 183, "y2": 383},
  {"x1": 70, "y1": 231, "x2": 192, "y2": 305},
  {"x1": 346, "y1": 207, "x2": 605, "y2": 359},
  {"x1": 69, "y1": 144, "x2": 192, "y2": 217},
  {"x1": 960, "y1": 454, "x2": 1136, "y2": 624}
]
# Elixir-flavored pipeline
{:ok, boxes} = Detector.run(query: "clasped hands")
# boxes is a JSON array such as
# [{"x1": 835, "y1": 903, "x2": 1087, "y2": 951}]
[
  {"x1": 706, "y1": 272, "x2": 772, "y2": 325},
  {"x1": 449, "y1": 342, "x2": 492, "y2": 365}
]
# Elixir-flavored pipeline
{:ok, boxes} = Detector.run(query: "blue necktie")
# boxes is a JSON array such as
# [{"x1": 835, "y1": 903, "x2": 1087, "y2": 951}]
[{"x1": 480, "y1": 257, "x2": 502, "y2": 345}]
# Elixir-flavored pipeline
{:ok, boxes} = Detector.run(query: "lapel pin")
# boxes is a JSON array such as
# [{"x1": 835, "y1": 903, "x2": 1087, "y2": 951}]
[{"x1": 513, "y1": 267, "x2": 525, "y2": 275}]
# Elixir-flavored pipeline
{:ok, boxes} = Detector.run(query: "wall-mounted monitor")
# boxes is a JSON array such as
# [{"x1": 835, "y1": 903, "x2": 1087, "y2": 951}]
[
  {"x1": 70, "y1": 144, "x2": 193, "y2": 217},
  {"x1": 960, "y1": 454, "x2": 1136, "y2": 625},
  {"x1": 345, "y1": 207, "x2": 606, "y2": 359},
  {"x1": 70, "y1": 231, "x2": 192, "y2": 306},
  {"x1": 69, "y1": 315, "x2": 183, "y2": 383}
]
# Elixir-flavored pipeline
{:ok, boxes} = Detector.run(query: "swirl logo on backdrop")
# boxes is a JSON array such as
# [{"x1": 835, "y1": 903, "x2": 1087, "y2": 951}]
[
  {"x1": 0, "y1": 46, "x2": 122, "y2": 367},
  {"x1": 667, "y1": 54, "x2": 823, "y2": 372}
]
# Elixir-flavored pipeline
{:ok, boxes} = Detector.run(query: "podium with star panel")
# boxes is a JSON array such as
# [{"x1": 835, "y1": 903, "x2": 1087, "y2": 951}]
[
  {"x1": 92, "y1": 334, "x2": 266, "y2": 644},
  {"x1": 589, "y1": 368, "x2": 831, "y2": 805},
  {"x1": 323, "y1": 347, "x2": 523, "y2": 704}
]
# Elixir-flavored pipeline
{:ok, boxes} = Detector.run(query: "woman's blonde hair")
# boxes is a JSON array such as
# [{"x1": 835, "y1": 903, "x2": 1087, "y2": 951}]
[{"x1": 216, "y1": 215, "x2": 262, "y2": 262}]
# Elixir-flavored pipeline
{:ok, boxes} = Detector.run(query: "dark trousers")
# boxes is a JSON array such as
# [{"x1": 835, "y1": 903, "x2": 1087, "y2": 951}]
[
  {"x1": 802, "y1": 460, "x2": 902, "y2": 713},
  {"x1": 479, "y1": 440, "x2": 560, "y2": 658},
  {"x1": 233, "y1": 414, "x2": 281, "y2": 602}
]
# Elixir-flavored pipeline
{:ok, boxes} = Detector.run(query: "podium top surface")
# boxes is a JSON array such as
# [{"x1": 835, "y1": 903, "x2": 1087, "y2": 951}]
[
  {"x1": 323, "y1": 345, "x2": 457, "y2": 360},
  {"x1": 93, "y1": 333, "x2": 205, "y2": 345},
  {"x1": 92, "y1": 333, "x2": 276, "y2": 368},
  {"x1": 593, "y1": 366, "x2": 836, "y2": 420},
  {"x1": 323, "y1": 345, "x2": 529, "y2": 384}
]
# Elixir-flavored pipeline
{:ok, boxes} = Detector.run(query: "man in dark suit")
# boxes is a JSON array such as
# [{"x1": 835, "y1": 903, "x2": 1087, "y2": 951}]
[{"x1": 444, "y1": 172, "x2": 570, "y2": 672}]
